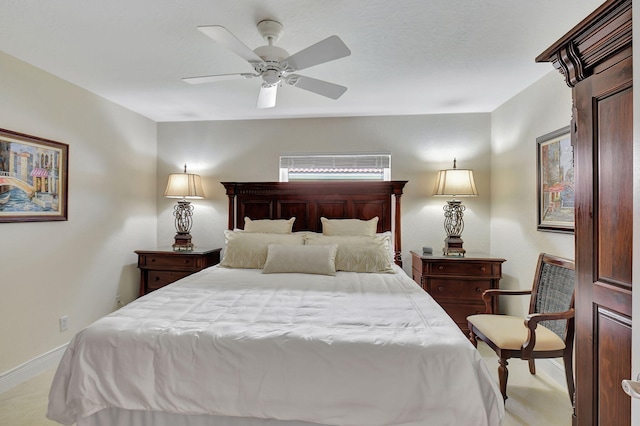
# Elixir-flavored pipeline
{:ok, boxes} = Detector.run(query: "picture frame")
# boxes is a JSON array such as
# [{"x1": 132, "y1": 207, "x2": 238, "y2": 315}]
[
  {"x1": 0, "y1": 128, "x2": 69, "y2": 223},
  {"x1": 537, "y1": 125, "x2": 573, "y2": 233}
]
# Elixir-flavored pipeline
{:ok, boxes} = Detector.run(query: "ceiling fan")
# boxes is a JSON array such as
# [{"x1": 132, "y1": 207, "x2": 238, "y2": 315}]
[{"x1": 183, "y1": 19, "x2": 351, "y2": 109}]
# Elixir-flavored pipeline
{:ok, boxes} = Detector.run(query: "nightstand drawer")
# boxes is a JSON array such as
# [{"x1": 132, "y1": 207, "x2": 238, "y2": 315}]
[
  {"x1": 147, "y1": 270, "x2": 193, "y2": 290},
  {"x1": 428, "y1": 279, "x2": 491, "y2": 300},
  {"x1": 427, "y1": 261, "x2": 495, "y2": 277},
  {"x1": 139, "y1": 254, "x2": 199, "y2": 269}
]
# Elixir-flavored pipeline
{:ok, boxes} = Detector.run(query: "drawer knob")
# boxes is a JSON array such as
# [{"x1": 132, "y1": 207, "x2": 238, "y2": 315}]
[
  {"x1": 151, "y1": 258, "x2": 156, "y2": 263},
  {"x1": 476, "y1": 287, "x2": 482, "y2": 292},
  {"x1": 184, "y1": 259, "x2": 189, "y2": 264},
  {"x1": 438, "y1": 266, "x2": 444, "y2": 270},
  {"x1": 438, "y1": 286, "x2": 444, "y2": 292},
  {"x1": 154, "y1": 276, "x2": 160, "y2": 281},
  {"x1": 480, "y1": 267, "x2": 486, "y2": 272}
]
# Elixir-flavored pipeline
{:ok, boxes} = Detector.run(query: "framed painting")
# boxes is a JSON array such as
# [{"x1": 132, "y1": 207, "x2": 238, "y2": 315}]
[
  {"x1": 537, "y1": 125, "x2": 573, "y2": 233},
  {"x1": 0, "y1": 128, "x2": 68, "y2": 222}
]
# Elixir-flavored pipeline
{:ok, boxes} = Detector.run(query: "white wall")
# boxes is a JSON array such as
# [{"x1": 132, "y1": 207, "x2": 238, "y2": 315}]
[
  {"x1": 0, "y1": 51, "x2": 158, "y2": 374},
  {"x1": 157, "y1": 114, "x2": 492, "y2": 272},
  {"x1": 490, "y1": 71, "x2": 575, "y2": 316}
]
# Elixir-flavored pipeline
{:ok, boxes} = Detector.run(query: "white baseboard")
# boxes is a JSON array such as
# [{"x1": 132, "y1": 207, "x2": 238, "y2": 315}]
[{"x1": 0, "y1": 343, "x2": 68, "y2": 394}]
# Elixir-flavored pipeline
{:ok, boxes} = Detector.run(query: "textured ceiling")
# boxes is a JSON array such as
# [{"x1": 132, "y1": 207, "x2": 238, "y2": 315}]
[{"x1": 0, "y1": 0, "x2": 603, "y2": 122}]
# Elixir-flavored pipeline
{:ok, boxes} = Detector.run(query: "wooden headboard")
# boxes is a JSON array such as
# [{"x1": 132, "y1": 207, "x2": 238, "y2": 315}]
[{"x1": 221, "y1": 181, "x2": 408, "y2": 266}]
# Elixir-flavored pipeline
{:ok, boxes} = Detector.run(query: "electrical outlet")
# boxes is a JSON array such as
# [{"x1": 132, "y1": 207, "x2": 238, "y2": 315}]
[
  {"x1": 59, "y1": 315, "x2": 69, "y2": 332},
  {"x1": 115, "y1": 295, "x2": 125, "y2": 309}
]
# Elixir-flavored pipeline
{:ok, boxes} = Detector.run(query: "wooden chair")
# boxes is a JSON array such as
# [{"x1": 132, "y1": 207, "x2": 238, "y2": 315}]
[{"x1": 467, "y1": 253, "x2": 575, "y2": 403}]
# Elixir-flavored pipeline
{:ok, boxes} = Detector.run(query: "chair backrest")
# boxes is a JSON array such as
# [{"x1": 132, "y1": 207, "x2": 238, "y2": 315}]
[{"x1": 529, "y1": 253, "x2": 576, "y2": 340}]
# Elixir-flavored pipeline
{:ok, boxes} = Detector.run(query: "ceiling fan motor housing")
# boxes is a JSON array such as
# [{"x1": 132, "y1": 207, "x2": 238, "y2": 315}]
[{"x1": 253, "y1": 45, "x2": 290, "y2": 85}]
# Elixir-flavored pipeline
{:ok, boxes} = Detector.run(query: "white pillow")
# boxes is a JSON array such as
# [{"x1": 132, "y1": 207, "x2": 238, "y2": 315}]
[
  {"x1": 244, "y1": 217, "x2": 295, "y2": 234},
  {"x1": 219, "y1": 231, "x2": 304, "y2": 269},
  {"x1": 321, "y1": 217, "x2": 379, "y2": 236},
  {"x1": 304, "y1": 233, "x2": 395, "y2": 273},
  {"x1": 262, "y1": 244, "x2": 338, "y2": 276}
]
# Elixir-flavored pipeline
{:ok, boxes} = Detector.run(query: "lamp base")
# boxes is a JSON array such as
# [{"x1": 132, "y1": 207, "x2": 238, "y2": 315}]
[
  {"x1": 443, "y1": 236, "x2": 465, "y2": 257},
  {"x1": 173, "y1": 232, "x2": 194, "y2": 251}
]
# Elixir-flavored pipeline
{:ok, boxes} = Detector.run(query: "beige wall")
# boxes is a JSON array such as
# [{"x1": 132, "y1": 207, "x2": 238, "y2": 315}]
[
  {"x1": 157, "y1": 114, "x2": 493, "y2": 271},
  {"x1": 490, "y1": 71, "x2": 575, "y2": 315},
  {"x1": 0, "y1": 49, "x2": 582, "y2": 385},
  {"x1": 0, "y1": 51, "x2": 158, "y2": 374},
  {"x1": 157, "y1": 79, "x2": 575, "y2": 316}
]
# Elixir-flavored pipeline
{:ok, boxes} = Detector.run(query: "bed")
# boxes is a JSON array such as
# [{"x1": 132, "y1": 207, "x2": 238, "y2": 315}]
[{"x1": 47, "y1": 181, "x2": 504, "y2": 426}]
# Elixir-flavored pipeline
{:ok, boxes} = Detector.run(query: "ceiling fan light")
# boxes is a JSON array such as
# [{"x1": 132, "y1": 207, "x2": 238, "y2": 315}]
[{"x1": 262, "y1": 69, "x2": 282, "y2": 85}]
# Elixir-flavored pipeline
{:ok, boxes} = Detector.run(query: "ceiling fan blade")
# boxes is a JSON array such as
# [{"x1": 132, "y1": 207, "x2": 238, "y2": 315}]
[
  {"x1": 257, "y1": 84, "x2": 277, "y2": 109},
  {"x1": 285, "y1": 35, "x2": 351, "y2": 71},
  {"x1": 286, "y1": 75, "x2": 347, "y2": 100},
  {"x1": 182, "y1": 73, "x2": 256, "y2": 84},
  {"x1": 197, "y1": 25, "x2": 264, "y2": 65}
]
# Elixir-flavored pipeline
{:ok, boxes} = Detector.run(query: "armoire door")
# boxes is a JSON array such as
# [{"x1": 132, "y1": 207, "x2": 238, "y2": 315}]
[
  {"x1": 574, "y1": 49, "x2": 633, "y2": 426},
  {"x1": 536, "y1": 1, "x2": 632, "y2": 424}
]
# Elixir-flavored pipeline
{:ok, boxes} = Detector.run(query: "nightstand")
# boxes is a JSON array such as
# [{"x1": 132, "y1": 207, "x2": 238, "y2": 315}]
[
  {"x1": 411, "y1": 251, "x2": 505, "y2": 335},
  {"x1": 135, "y1": 247, "x2": 221, "y2": 296}
]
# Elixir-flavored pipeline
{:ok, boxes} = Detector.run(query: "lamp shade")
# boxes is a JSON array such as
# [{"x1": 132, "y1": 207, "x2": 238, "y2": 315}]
[
  {"x1": 433, "y1": 167, "x2": 478, "y2": 197},
  {"x1": 164, "y1": 172, "x2": 205, "y2": 199}
]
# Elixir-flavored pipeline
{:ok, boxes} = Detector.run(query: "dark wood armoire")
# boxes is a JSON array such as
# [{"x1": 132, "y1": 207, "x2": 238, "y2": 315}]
[{"x1": 536, "y1": 0, "x2": 632, "y2": 424}]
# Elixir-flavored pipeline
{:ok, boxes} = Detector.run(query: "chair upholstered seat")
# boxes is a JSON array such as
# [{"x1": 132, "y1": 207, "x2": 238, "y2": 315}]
[{"x1": 467, "y1": 314, "x2": 565, "y2": 351}]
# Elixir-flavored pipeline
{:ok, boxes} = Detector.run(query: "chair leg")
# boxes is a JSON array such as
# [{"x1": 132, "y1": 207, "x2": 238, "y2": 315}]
[
  {"x1": 468, "y1": 328, "x2": 478, "y2": 347},
  {"x1": 498, "y1": 357, "x2": 509, "y2": 401},
  {"x1": 563, "y1": 351, "x2": 575, "y2": 405},
  {"x1": 528, "y1": 358, "x2": 536, "y2": 375}
]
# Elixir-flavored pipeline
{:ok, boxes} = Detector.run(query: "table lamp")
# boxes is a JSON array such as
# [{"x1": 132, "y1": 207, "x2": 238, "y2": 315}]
[
  {"x1": 164, "y1": 165, "x2": 205, "y2": 250},
  {"x1": 433, "y1": 159, "x2": 478, "y2": 256}
]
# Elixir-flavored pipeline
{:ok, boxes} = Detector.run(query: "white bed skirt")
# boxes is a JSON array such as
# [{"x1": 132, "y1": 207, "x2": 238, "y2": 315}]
[{"x1": 78, "y1": 408, "x2": 321, "y2": 426}]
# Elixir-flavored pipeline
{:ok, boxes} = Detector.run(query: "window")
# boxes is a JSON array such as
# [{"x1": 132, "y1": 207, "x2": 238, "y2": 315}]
[{"x1": 279, "y1": 153, "x2": 391, "y2": 181}]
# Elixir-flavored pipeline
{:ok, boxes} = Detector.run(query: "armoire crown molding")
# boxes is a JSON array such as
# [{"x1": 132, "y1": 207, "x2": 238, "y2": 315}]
[{"x1": 536, "y1": 0, "x2": 631, "y2": 87}]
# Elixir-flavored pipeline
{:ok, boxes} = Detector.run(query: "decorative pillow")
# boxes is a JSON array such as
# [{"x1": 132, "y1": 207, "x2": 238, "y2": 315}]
[
  {"x1": 304, "y1": 234, "x2": 395, "y2": 273},
  {"x1": 262, "y1": 244, "x2": 338, "y2": 276},
  {"x1": 377, "y1": 231, "x2": 395, "y2": 262},
  {"x1": 219, "y1": 231, "x2": 304, "y2": 269},
  {"x1": 321, "y1": 217, "x2": 379, "y2": 236},
  {"x1": 244, "y1": 217, "x2": 295, "y2": 234}
]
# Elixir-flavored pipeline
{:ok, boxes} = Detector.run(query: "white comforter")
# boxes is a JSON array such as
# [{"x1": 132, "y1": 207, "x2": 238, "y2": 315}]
[{"x1": 47, "y1": 265, "x2": 503, "y2": 426}]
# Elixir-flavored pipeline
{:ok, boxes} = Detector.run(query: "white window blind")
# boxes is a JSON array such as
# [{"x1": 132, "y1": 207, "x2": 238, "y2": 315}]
[{"x1": 279, "y1": 153, "x2": 391, "y2": 181}]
